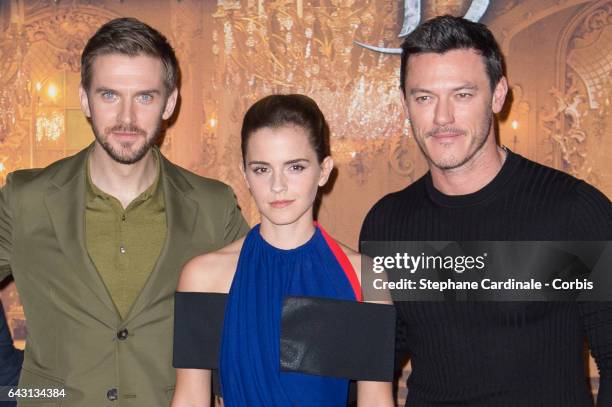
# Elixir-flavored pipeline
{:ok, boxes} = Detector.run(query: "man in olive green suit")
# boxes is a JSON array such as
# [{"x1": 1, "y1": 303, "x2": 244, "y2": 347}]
[{"x1": 0, "y1": 18, "x2": 248, "y2": 406}]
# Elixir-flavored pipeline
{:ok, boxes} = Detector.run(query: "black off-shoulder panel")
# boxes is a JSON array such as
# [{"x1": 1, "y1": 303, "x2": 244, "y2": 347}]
[
  {"x1": 280, "y1": 296, "x2": 396, "y2": 382},
  {"x1": 173, "y1": 292, "x2": 396, "y2": 385}
]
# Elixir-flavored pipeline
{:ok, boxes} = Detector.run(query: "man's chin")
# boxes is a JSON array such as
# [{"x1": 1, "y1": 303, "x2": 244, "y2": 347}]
[
  {"x1": 111, "y1": 155, "x2": 142, "y2": 165},
  {"x1": 425, "y1": 148, "x2": 466, "y2": 170},
  {"x1": 427, "y1": 149, "x2": 475, "y2": 170},
  {"x1": 101, "y1": 143, "x2": 150, "y2": 165},
  {"x1": 93, "y1": 127, "x2": 160, "y2": 165},
  {"x1": 431, "y1": 160, "x2": 464, "y2": 171}
]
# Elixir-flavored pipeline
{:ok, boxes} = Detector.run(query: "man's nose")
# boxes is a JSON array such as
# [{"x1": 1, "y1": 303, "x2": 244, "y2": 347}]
[
  {"x1": 118, "y1": 98, "x2": 136, "y2": 125},
  {"x1": 433, "y1": 98, "x2": 454, "y2": 127}
]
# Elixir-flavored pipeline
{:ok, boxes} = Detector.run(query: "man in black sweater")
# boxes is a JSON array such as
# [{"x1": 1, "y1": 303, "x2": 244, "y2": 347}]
[{"x1": 360, "y1": 15, "x2": 612, "y2": 407}]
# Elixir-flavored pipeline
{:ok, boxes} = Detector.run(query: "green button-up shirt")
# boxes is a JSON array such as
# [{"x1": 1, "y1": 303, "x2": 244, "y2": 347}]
[{"x1": 85, "y1": 152, "x2": 167, "y2": 319}]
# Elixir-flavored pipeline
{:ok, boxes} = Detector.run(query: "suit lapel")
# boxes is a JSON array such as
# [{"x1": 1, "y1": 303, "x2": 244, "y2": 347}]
[
  {"x1": 123, "y1": 155, "x2": 198, "y2": 324},
  {"x1": 44, "y1": 147, "x2": 120, "y2": 328}
]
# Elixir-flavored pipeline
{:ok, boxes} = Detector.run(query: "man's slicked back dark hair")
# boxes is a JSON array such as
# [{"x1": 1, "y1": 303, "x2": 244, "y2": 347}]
[
  {"x1": 400, "y1": 15, "x2": 505, "y2": 96},
  {"x1": 81, "y1": 17, "x2": 179, "y2": 94}
]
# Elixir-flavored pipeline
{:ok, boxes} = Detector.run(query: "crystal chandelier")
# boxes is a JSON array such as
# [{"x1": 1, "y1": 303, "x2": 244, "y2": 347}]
[
  {"x1": 35, "y1": 111, "x2": 64, "y2": 143},
  {"x1": 211, "y1": 0, "x2": 407, "y2": 181},
  {"x1": 0, "y1": 22, "x2": 31, "y2": 144}
]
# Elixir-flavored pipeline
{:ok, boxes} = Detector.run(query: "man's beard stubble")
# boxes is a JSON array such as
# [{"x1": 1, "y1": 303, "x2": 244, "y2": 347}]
[
  {"x1": 93, "y1": 121, "x2": 162, "y2": 165},
  {"x1": 411, "y1": 113, "x2": 493, "y2": 171}
]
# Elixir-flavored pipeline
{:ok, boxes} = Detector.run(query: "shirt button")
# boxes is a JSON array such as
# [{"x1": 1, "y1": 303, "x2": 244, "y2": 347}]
[
  {"x1": 121, "y1": 214, "x2": 126, "y2": 221},
  {"x1": 117, "y1": 329, "x2": 129, "y2": 341},
  {"x1": 120, "y1": 246, "x2": 126, "y2": 254},
  {"x1": 107, "y1": 388, "x2": 118, "y2": 401}
]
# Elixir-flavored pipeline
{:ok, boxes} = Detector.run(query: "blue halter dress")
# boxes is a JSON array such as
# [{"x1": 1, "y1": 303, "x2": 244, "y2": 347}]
[{"x1": 219, "y1": 224, "x2": 361, "y2": 406}]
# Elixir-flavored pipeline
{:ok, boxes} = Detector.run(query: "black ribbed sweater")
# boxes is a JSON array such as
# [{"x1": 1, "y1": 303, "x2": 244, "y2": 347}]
[{"x1": 359, "y1": 150, "x2": 612, "y2": 407}]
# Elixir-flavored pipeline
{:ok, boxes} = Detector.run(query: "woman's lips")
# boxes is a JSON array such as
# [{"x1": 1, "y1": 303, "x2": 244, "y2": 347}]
[{"x1": 269, "y1": 199, "x2": 295, "y2": 208}]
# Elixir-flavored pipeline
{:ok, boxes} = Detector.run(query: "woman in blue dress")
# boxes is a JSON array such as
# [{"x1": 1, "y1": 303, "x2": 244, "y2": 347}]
[{"x1": 172, "y1": 94, "x2": 394, "y2": 407}]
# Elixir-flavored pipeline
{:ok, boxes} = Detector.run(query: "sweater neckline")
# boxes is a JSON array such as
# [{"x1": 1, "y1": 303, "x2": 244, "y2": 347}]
[{"x1": 424, "y1": 148, "x2": 521, "y2": 208}]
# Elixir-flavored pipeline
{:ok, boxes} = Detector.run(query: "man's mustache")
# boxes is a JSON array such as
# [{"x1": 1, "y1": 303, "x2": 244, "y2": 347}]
[
  {"x1": 426, "y1": 127, "x2": 466, "y2": 138},
  {"x1": 105, "y1": 124, "x2": 147, "y2": 135}
]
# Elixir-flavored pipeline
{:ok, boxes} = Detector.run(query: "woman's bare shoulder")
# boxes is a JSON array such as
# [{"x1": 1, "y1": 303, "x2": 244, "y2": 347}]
[
  {"x1": 177, "y1": 237, "x2": 245, "y2": 293},
  {"x1": 336, "y1": 241, "x2": 362, "y2": 278}
]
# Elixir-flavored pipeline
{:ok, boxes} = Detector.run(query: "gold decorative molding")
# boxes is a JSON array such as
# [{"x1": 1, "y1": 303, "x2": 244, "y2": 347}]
[
  {"x1": 387, "y1": 118, "x2": 415, "y2": 180},
  {"x1": 539, "y1": 0, "x2": 612, "y2": 185},
  {"x1": 0, "y1": 3, "x2": 120, "y2": 183},
  {"x1": 540, "y1": 72, "x2": 590, "y2": 177},
  {"x1": 497, "y1": 0, "x2": 591, "y2": 55},
  {"x1": 566, "y1": 1, "x2": 612, "y2": 109},
  {"x1": 24, "y1": 5, "x2": 118, "y2": 72}
]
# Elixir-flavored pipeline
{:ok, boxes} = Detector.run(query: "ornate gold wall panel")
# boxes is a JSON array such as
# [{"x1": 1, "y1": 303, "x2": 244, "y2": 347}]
[{"x1": 0, "y1": 1, "x2": 610, "y2": 404}]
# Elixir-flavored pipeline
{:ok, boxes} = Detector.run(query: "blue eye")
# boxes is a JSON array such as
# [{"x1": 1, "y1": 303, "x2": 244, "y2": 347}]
[
  {"x1": 101, "y1": 91, "x2": 117, "y2": 101},
  {"x1": 138, "y1": 94, "x2": 153, "y2": 104}
]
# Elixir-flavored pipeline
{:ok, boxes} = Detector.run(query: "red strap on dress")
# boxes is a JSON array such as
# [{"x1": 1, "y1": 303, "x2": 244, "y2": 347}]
[{"x1": 316, "y1": 222, "x2": 363, "y2": 302}]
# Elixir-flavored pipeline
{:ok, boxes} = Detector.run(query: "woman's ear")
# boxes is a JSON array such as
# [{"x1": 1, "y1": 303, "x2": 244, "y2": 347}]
[
  {"x1": 239, "y1": 162, "x2": 250, "y2": 190},
  {"x1": 318, "y1": 156, "x2": 334, "y2": 187}
]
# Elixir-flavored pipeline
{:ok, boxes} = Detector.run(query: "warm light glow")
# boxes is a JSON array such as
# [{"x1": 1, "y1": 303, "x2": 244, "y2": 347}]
[
  {"x1": 35, "y1": 82, "x2": 42, "y2": 92},
  {"x1": 511, "y1": 120, "x2": 519, "y2": 130},
  {"x1": 209, "y1": 117, "x2": 218, "y2": 128},
  {"x1": 0, "y1": 162, "x2": 4, "y2": 173},
  {"x1": 47, "y1": 83, "x2": 58, "y2": 98}
]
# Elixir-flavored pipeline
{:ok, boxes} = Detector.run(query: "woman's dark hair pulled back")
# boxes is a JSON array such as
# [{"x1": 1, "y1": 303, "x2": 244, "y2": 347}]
[{"x1": 241, "y1": 94, "x2": 331, "y2": 164}]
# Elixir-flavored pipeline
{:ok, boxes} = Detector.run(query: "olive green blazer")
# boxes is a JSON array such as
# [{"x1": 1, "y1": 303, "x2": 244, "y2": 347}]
[{"x1": 0, "y1": 146, "x2": 249, "y2": 406}]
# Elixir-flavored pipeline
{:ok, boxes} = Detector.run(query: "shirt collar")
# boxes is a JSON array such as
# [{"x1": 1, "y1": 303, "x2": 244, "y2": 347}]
[{"x1": 86, "y1": 148, "x2": 162, "y2": 205}]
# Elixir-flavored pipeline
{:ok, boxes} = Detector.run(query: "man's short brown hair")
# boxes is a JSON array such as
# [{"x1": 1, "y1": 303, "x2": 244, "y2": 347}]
[{"x1": 81, "y1": 17, "x2": 179, "y2": 94}]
